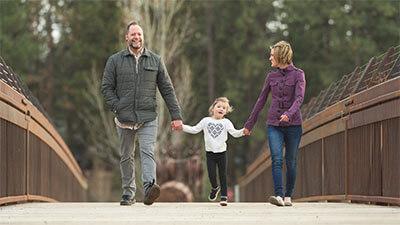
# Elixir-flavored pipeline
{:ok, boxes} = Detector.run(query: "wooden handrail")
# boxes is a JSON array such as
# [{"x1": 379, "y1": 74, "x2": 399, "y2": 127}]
[{"x1": 0, "y1": 80, "x2": 87, "y2": 189}]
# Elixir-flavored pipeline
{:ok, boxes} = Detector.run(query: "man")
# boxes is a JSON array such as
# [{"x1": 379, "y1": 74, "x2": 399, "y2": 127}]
[{"x1": 101, "y1": 21, "x2": 183, "y2": 206}]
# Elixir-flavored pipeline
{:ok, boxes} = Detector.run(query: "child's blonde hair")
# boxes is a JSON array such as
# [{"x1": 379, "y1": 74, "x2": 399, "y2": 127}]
[
  {"x1": 208, "y1": 97, "x2": 233, "y2": 116},
  {"x1": 270, "y1": 40, "x2": 293, "y2": 65}
]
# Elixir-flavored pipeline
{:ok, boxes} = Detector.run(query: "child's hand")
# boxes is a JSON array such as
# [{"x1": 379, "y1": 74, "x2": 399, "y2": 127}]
[{"x1": 243, "y1": 128, "x2": 251, "y2": 136}]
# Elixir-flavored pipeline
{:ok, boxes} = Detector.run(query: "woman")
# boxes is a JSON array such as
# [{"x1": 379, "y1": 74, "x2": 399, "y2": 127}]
[{"x1": 243, "y1": 41, "x2": 306, "y2": 206}]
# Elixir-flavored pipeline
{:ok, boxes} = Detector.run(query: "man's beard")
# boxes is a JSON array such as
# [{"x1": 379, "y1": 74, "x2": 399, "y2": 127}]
[{"x1": 129, "y1": 41, "x2": 142, "y2": 50}]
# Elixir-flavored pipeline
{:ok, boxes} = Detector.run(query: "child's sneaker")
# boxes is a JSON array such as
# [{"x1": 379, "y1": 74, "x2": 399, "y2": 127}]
[
  {"x1": 284, "y1": 197, "x2": 292, "y2": 206},
  {"x1": 268, "y1": 196, "x2": 284, "y2": 206},
  {"x1": 208, "y1": 186, "x2": 220, "y2": 201},
  {"x1": 220, "y1": 196, "x2": 228, "y2": 206}
]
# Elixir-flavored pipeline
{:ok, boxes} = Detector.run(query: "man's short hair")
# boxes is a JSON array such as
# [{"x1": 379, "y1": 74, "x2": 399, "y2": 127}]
[{"x1": 126, "y1": 21, "x2": 139, "y2": 33}]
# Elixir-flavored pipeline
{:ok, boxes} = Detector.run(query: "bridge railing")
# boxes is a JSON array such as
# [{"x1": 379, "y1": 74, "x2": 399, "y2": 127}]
[
  {"x1": 238, "y1": 46, "x2": 400, "y2": 205},
  {"x1": 0, "y1": 57, "x2": 87, "y2": 205}
]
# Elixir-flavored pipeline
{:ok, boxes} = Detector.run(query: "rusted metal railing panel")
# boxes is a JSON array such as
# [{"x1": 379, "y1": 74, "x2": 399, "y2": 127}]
[
  {"x1": 346, "y1": 125, "x2": 366, "y2": 196},
  {"x1": 307, "y1": 89, "x2": 326, "y2": 118},
  {"x1": 0, "y1": 119, "x2": 6, "y2": 198},
  {"x1": 381, "y1": 117, "x2": 400, "y2": 198},
  {"x1": 321, "y1": 81, "x2": 342, "y2": 112},
  {"x1": 28, "y1": 133, "x2": 41, "y2": 196},
  {"x1": 354, "y1": 57, "x2": 378, "y2": 93},
  {"x1": 293, "y1": 149, "x2": 305, "y2": 199},
  {"x1": 367, "y1": 48, "x2": 394, "y2": 87},
  {"x1": 388, "y1": 46, "x2": 400, "y2": 79},
  {"x1": 28, "y1": 133, "x2": 51, "y2": 197},
  {"x1": 323, "y1": 132, "x2": 346, "y2": 196},
  {"x1": 6, "y1": 122, "x2": 26, "y2": 197},
  {"x1": 301, "y1": 141, "x2": 323, "y2": 197},
  {"x1": 342, "y1": 65, "x2": 365, "y2": 100}
]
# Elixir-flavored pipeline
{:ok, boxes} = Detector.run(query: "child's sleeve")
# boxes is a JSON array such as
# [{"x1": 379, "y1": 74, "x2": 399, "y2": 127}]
[
  {"x1": 182, "y1": 118, "x2": 205, "y2": 134},
  {"x1": 226, "y1": 119, "x2": 244, "y2": 138}
]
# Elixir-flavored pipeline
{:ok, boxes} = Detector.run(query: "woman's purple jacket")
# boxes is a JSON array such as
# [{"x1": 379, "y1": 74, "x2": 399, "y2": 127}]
[{"x1": 244, "y1": 64, "x2": 306, "y2": 130}]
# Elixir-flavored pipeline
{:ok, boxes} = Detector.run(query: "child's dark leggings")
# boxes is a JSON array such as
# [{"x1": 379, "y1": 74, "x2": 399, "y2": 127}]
[{"x1": 206, "y1": 151, "x2": 227, "y2": 197}]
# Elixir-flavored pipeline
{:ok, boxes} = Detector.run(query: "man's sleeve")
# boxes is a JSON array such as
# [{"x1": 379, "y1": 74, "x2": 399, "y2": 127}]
[
  {"x1": 101, "y1": 56, "x2": 119, "y2": 113},
  {"x1": 157, "y1": 57, "x2": 183, "y2": 120}
]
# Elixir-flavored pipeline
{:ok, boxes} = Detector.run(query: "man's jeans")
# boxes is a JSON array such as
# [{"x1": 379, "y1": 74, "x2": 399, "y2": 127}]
[
  {"x1": 116, "y1": 119, "x2": 158, "y2": 198},
  {"x1": 267, "y1": 125, "x2": 302, "y2": 198}
]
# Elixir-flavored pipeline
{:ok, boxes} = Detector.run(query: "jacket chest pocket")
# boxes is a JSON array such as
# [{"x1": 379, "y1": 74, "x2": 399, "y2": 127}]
[
  {"x1": 143, "y1": 66, "x2": 158, "y2": 82},
  {"x1": 270, "y1": 80, "x2": 280, "y2": 93},
  {"x1": 284, "y1": 78, "x2": 296, "y2": 95}
]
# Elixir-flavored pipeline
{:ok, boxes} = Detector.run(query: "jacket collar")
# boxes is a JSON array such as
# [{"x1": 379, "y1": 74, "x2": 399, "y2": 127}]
[
  {"x1": 278, "y1": 64, "x2": 295, "y2": 72},
  {"x1": 122, "y1": 47, "x2": 150, "y2": 57},
  {"x1": 277, "y1": 64, "x2": 295, "y2": 76}
]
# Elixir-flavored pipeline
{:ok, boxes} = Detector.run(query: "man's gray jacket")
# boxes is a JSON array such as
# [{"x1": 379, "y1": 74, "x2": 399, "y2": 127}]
[{"x1": 101, "y1": 48, "x2": 182, "y2": 123}]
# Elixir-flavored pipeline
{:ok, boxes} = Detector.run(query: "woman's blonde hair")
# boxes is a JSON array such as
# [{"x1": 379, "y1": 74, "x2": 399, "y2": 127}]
[
  {"x1": 270, "y1": 41, "x2": 293, "y2": 65},
  {"x1": 208, "y1": 97, "x2": 233, "y2": 116}
]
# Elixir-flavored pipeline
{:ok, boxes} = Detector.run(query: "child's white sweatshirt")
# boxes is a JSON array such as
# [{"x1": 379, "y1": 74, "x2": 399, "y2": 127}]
[{"x1": 182, "y1": 117, "x2": 244, "y2": 153}]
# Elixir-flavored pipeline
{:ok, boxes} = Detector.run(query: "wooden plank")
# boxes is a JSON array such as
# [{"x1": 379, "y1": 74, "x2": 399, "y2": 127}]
[
  {"x1": 295, "y1": 195, "x2": 346, "y2": 202},
  {"x1": 382, "y1": 118, "x2": 400, "y2": 198},
  {"x1": 323, "y1": 132, "x2": 346, "y2": 196},
  {"x1": 301, "y1": 117, "x2": 346, "y2": 148},
  {"x1": 6, "y1": 123, "x2": 26, "y2": 197},
  {"x1": 28, "y1": 121, "x2": 87, "y2": 189},
  {"x1": 2, "y1": 202, "x2": 399, "y2": 224},
  {"x1": 347, "y1": 98, "x2": 400, "y2": 129},
  {"x1": 1, "y1": 80, "x2": 87, "y2": 189},
  {"x1": 0, "y1": 195, "x2": 27, "y2": 205},
  {"x1": 347, "y1": 195, "x2": 400, "y2": 205},
  {"x1": 0, "y1": 119, "x2": 6, "y2": 197},
  {"x1": 27, "y1": 194, "x2": 57, "y2": 203},
  {"x1": 0, "y1": 100, "x2": 28, "y2": 129},
  {"x1": 238, "y1": 158, "x2": 272, "y2": 188}
]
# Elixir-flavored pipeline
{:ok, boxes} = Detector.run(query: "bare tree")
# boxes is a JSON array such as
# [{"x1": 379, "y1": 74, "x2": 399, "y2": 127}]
[
  {"x1": 80, "y1": 64, "x2": 120, "y2": 166},
  {"x1": 206, "y1": 2, "x2": 215, "y2": 103}
]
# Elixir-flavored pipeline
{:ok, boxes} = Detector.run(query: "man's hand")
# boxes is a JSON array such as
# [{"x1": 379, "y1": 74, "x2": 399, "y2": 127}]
[
  {"x1": 279, "y1": 114, "x2": 289, "y2": 122},
  {"x1": 171, "y1": 120, "x2": 183, "y2": 131},
  {"x1": 243, "y1": 128, "x2": 251, "y2": 136}
]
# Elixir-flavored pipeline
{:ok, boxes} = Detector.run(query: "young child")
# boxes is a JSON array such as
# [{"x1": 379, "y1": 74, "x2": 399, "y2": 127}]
[{"x1": 180, "y1": 97, "x2": 245, "y2": 206}]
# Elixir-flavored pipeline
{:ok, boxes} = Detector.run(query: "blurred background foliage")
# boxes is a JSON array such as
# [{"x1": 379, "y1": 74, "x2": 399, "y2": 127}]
[{"x1": 1, "y1": 0, "x2": 398, "y2": 201}]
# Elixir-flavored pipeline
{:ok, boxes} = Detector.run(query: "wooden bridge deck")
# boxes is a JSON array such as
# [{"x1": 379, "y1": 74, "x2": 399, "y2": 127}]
[{"x1": 0, "y1": 202, "x2": 399, "y2": 225}]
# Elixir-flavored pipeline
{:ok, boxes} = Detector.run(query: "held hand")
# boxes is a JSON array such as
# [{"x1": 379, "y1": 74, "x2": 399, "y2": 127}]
[
  {"x1": 279, "y1": 114, "x2": 289, "y2": 123},
  {"x1": 243, "y1": 128, "x2": 251, "y2": 136},
  {"x1": 171, "y1": 120, "x2": 183, "y2": 131}
]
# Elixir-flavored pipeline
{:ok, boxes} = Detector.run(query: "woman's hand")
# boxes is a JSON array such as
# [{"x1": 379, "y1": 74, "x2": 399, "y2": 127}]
[
  {"x1": 279, "y1": 114, "x2": 289, "y2": 122},
  {"x1": 243, "y1": 128, "x2": 251, "y2": 136}
]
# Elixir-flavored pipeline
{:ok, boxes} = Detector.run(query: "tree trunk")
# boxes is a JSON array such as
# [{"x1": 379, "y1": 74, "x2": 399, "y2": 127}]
[{"x1": 206, "y1": 2, "x2": 215, "y2": 103}]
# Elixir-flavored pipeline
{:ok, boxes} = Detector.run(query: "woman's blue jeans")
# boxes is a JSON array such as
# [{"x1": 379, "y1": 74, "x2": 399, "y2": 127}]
[{"x1": 267, "y1": 125, "x2": 302, "y2": 198}]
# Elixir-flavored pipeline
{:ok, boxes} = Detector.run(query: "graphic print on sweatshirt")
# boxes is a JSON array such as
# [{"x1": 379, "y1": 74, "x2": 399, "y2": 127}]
[{"x1": 207, "y1": 122, "x2": 224, "y2": 138}]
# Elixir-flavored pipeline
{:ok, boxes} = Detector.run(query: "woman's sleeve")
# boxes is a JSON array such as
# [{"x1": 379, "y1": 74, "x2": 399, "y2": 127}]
[
  {"x1": 244, "y1": 76, "x2": 270, "y2": 130},
  {"x1": 284, "y1": 71, "x2": 306, "y2": 120}
]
